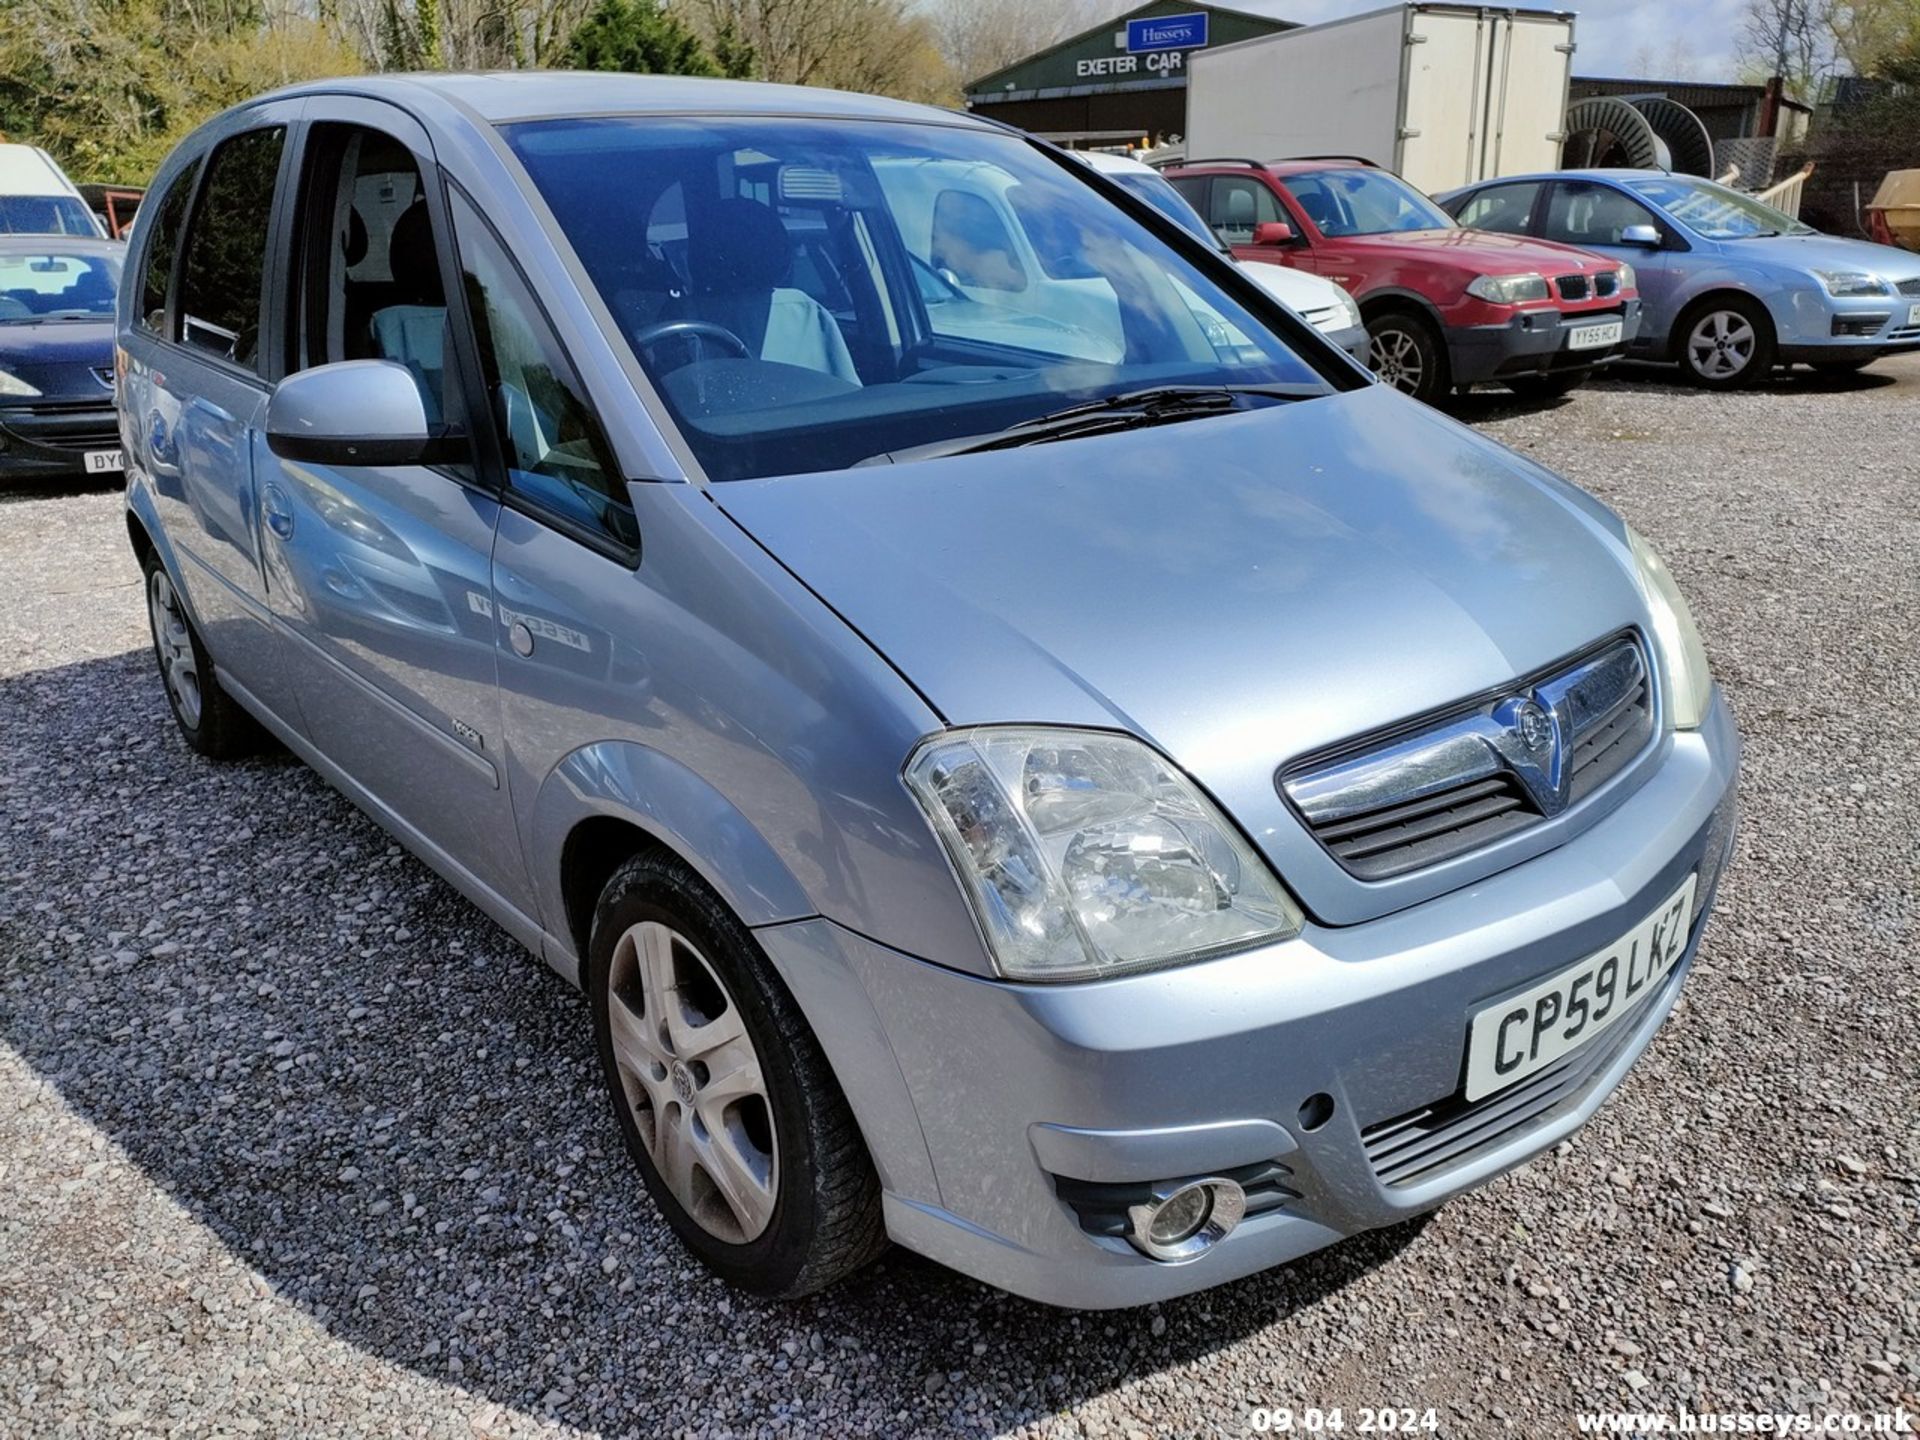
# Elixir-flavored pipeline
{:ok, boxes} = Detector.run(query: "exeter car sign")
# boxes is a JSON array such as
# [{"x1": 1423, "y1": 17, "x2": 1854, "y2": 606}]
[{"x1": 1126, "y1": 11, "x2": 1208, "y2": 53}]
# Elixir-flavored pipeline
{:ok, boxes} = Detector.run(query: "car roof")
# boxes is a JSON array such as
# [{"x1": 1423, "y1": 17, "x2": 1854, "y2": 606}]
[
  {"x1": 1081, "y1": 151, "x2": 1157, "y2": 177},
  {"x1": 257, "y1": 72, "x2": 988, "y2": 130},
  {"x1": 1447, "y1": 168, "x2": 1685, "y2": 189},
  {"x1": 0, "y1": 234, "x2": 124, "y2": 256}
]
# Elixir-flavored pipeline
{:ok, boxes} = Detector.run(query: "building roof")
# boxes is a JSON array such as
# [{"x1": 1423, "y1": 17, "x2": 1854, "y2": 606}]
[{"x1": 964, "y1": 2, "x2": 1295, "y2": 97}]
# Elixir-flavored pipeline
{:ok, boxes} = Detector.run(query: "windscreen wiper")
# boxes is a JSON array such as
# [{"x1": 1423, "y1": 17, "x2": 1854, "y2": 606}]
[{"x1": 855, "y1": 384, "x2": 1322, "y2": 467}]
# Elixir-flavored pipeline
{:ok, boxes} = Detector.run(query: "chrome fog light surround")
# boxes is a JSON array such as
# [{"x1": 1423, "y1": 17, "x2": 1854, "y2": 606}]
[{"x1": 1125, "y1": 1177, "x2": 1247, "y2": 1263}]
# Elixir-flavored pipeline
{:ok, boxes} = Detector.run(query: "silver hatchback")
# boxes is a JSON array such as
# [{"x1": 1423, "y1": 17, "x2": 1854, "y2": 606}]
[{"x1": 121, "y1": 75, "x2": 1738, "y2": 1308}]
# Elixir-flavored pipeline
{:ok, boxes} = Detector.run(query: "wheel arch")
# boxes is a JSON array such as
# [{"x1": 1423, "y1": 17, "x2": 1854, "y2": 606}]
[
  {"x1": 1668, "y1": 285, "x2": 1779, "y2": 364},
  {"x1": 537, "y1": 740, "x2": 816, "y2": 984}
]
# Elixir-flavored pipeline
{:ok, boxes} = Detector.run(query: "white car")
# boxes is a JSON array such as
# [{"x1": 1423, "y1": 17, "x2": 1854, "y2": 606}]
[
  {"x1": 0, "y1": 144, "x2": 106, "y2": 237},
  {"x1": 1081, "y1": 150, "x2": 1370, "y2": 364}
]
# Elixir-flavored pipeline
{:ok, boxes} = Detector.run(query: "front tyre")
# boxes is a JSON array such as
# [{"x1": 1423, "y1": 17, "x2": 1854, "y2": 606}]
[
  {"x1": 1678, "y1": 296, "x2": 1775, "y2": 387},
  {"x1": 586, "y1": 850, "x2": 886, "y2": 1298},
  {"x1": 1366, "y1": 309, "x2": 1450, "y2": 405},
  {"x1": 141, "y1": 550, "x2": 262, "y2": 759}
]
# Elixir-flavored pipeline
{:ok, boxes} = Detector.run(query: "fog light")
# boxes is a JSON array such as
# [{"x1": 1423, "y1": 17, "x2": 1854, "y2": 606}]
[{"x1": 1125, "y1": 1178, "x2": 1246, "y2": 1263}]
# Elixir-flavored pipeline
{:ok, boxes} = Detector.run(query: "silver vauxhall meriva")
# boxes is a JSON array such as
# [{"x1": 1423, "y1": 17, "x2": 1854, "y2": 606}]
[{"x1": 120, "y1": 74, "x2": 1739, "y2": 1309}]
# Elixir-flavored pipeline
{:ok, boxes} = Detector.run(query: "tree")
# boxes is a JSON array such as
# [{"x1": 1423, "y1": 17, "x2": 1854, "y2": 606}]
[
  {"x1": 925, "y1": 0, "x2": 1122, "y2": 87},
  {"x1": 1738, "y1": 0, "x2": 1833, "y2": 91},
  {"x1": 564, "y1": 0, "x2": 720, "y2": 73},
  {"x1": 684, "y1": 0, "x2": 944, "y2": 98}
]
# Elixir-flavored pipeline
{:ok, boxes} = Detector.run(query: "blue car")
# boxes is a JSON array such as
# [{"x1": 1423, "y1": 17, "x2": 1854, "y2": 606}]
[
  {"x1": 120, "y1": 75, "x2": 1739, "y2": 1307},
  {"x1": 1436, "y1": 168, "x2": 1920, "y2": 386},
  {"x1": 0, "y1": 235, "x2": 123, "y2": 481}
]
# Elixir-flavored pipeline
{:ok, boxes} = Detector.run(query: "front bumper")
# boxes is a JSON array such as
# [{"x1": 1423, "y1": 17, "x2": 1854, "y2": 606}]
[
  {"x1": 759, "y1": 690, "x2": 1739, "y2": 1308},
  {"x1": 1320, "y1": 320, "x2": 1372, "y2": 367},
  {"x1": 1448, "y1": 299, "x2": 1643, "y2": 386},
  {"x1": 0, "y1": 402, "x2": 121, "y2": 479}
]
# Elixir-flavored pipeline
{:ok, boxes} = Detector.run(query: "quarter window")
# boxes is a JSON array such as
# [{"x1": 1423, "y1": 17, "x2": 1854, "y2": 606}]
[
  {"x1": 448, "y1": 190, "x2": 635, "y2": 554},
  {"x1": 1453, "y1": 181, "x2": 1541, "y2": 236},
  {"x1": 176, "y1": 126, "x2": 286, "y2": 369},
  {"x1": 137, "y1": 163, "x2": 197, "y2": 334},
  {"x1": 1543, "y1": 184, "x2": 1660, "y2": 247}
]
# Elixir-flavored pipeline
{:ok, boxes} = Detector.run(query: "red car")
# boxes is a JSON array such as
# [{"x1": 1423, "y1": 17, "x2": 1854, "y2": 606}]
[{"x1": 1165, "y1": 158, "x2": 1641, "y2": 404}]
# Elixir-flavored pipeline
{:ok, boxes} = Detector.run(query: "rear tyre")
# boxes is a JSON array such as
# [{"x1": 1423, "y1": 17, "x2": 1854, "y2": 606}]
[
  {"x1": 1366, "y1": 309, "x2": 1450, "y2": 405},
  {"x1": 585, "y1": 850, "x2": 886, "y2": 1298},
  {"x1": 1677, "y1": 295, "x2": 1775, "y2": 388},
  {"x1": 140, "y1": 550, "x2": 262, "y2": 760},
  {"x1": 1504, "y1": 372, "x2": 1587, "y2": 400}
]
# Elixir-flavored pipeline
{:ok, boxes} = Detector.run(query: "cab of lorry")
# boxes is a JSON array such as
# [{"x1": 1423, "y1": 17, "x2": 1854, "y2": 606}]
[{"x1": 0, "y1": 144, "x2": 107, "y2": 238}]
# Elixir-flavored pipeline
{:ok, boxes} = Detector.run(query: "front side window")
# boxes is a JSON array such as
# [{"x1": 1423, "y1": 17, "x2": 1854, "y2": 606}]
[
  {"x1": 1543, "y1": 183, "x2": 1660, "y2": 247},
  {"x1": 505, "y1": 117, "x2": 1331, "y2": 483},
  {"x1": 1110, "y1": 172, "x2": 1222, "y2": 251},
  {"x1": 1624, "y1": 176, "x2": 1811, "y2": 239},
  {"x1": 1206, "y1": 176, "x2": 1284, "y2": 245},
  {"x1": 137, "y1": 164, "x2": 196, "y2": 334},
  {"x1": 0, "y1": 248, "x2": 120, "y2": 323},
  {"x1": 177, "y1": 126, "x2": 286, "y2": 368},
  {"x1": 1453, "y1": 181, "x2": 1541, "y2": 236},
  {"x1": 1284, "y1": 169, "x2": 1453, "y2": 237},
  {"x1": 448, "y1": 189, "x2": 635, "y2": 554}
]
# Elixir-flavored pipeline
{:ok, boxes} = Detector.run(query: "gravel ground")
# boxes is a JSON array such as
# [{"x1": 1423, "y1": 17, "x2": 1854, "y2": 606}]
[{"x1": 2, "y1": 358, "x2": 1918, "y2": 1439}]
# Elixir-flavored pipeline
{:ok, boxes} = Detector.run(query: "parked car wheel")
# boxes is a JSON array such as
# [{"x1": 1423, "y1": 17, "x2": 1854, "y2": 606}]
[
  {"x1": 1678, "y1": 296, "x2": 1775, "y2": 388},
  {"x1": 141, "y1": 550, "x2": 262, "y2": 759},
  {"x1": 1504, "y1": 372, "x2": 1587, "y2": 400},
  {"x1": 586, "y1": 850, "x2": 886, "y2": 1297},
  {"x1": 1366, "y1": 309, "x2": 1449, "y2": 404}
]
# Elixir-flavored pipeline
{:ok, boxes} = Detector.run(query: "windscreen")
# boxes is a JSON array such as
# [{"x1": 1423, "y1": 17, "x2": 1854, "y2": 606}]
[
  {"x1": 0, "y1": 196, "x2": 98, "y2": 236},
  {"x1": 1625, "y1": 176, "x2": 1813, "y2": 239},
  {"x1": 1285, "y1": 169, "x2": 1453, "y2": 237},
  {"x1": 0, "y1": 249, "x2": 120, "y2": 321},
  {"x1": 503, "y1": 116, "x2": 1334, "y2": 481}
]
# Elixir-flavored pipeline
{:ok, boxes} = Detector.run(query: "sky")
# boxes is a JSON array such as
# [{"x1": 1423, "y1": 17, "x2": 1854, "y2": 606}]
[{"x1": 1220, "y1": 0, "x2": 1755, "y2": 82}]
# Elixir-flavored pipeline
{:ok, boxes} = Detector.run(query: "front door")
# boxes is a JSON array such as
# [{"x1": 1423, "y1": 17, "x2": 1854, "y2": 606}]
[
  {"x1": 1539, "y1": 181, "x2": 1679, "y2": 347},
  {"x1": 252, "y1": 104, "x2": 531, "y2": 914}
]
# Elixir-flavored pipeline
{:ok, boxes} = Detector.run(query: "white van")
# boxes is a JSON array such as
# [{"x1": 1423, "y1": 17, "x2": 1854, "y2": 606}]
[{"x1": 0, "y1": 144, "x2": 106, "y2": 237}]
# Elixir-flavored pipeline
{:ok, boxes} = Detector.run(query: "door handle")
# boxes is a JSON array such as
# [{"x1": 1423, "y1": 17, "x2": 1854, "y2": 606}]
[{"x1": 261, "y1": 481, "x2": 294, "y2": 540}]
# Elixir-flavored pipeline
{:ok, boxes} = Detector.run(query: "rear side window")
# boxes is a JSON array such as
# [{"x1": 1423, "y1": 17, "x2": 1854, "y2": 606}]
[
  {"x1": 1452, "y1": 181, "x2": 1540, "y2": 236},
  {"x1": 177, "y1": 126, "x2": 286, "y2": 369},
  {"x1": 137, "y1": 165, "x2": 197, "y2": 334}
]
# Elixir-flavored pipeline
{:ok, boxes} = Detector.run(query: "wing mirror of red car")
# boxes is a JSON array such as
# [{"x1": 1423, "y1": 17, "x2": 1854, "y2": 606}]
[{"x1": 1251, "y1": 221, "x2": 1296, "y2": 246}]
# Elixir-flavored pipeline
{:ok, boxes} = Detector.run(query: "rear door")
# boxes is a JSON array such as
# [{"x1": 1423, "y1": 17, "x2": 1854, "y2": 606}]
[
  {"x1": 124, "y1": 105, "x2": 307, "y2": 729},
  {"x1": 251, "y1": 100, "x2": 532, "y2": 915}
]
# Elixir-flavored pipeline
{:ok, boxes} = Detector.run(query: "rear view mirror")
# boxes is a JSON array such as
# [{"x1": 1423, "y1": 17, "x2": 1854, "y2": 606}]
[
  {"x1": 1252, "y1": 221, "x2": 1296, "y2": 246},
  {"x1": 1620, "y1": 223, "x2": 1662, "y2": 248},
  {"x1": 266, "y1": 359, "x2": 449, "y2": 467}
]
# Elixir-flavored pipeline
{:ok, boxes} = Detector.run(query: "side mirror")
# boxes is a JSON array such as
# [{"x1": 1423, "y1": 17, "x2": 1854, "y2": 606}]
[
  {"x1": 1252, "y1": 220, "x2": 1296, "y2": 246},
  {"x1": 266, "y1": 359, "x2": 448, "y2": 466},
  {"x1": 1620, "y1": 223, "x2": 1662, "y2": 248}
]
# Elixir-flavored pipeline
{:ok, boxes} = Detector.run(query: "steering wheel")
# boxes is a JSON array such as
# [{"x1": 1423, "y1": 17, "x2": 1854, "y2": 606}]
[{"x1": 632, "y1": 319, "x2": 751, "y2": 364}]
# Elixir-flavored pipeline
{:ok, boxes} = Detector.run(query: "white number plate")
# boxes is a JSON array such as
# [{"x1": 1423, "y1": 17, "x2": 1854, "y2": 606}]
[
  {"x1": 83, "y1": 449, "x2": 124, "y2": 474},
  {"x1": 1566, "y1": 320, "x2": 1624, "y2": 351},
  {"x1": 1464, "y1": 873, "x2": 1696, "y2": 1101},
  {"x1": 1907, "y1": 301, "x2": 1920, "y2": 327}
]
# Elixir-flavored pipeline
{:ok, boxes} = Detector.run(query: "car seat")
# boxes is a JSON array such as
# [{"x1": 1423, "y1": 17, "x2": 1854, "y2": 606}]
[{"x1": 368, "y1": 200, "x2": 448, "y2": 423}]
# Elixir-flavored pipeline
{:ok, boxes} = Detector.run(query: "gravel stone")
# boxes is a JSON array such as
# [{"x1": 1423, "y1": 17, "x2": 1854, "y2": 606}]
[{"x1": 4, "y1": 359, "x2": 1919, "y2": 1436}]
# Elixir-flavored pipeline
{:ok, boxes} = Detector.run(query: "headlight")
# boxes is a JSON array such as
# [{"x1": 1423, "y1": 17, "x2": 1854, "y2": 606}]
[
  {"x1": 1625, "y1": 525, "x2": 1713, "y2": 730},
  {"x1": 1326, "y1": 285, "x2": 1362, "y2": 332},
  {"x1": 1616, "y1": 263, "x2": 1637, "y2": 292},
  {"x1": 1812, "y1": 269, "x2": 1891, "y2": 297},
  {"x1": 0, "y1": 369, "x2": 41, "y2": 397},
  {"x1": 1465, "y1": 272, "x2": 1550, "y2": 304},
  {"x1": 905, "y1": 727, "x2": 1303, "y2": 981}
]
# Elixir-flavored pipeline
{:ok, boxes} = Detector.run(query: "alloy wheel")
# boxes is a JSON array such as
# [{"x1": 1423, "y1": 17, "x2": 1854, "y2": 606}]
[
  {"x1": 147, "y1": 568, "x2": 203, "y2": 729},
  {"x1": 1686, "y1": 310, "x2": 1757, "y2": 380},
  {"x1": 605, "y1": 920, "x2": 779, "y2": 1244},
  {"x1": 1369, "y1": 326, "x2": 1424, "y2": 394}
]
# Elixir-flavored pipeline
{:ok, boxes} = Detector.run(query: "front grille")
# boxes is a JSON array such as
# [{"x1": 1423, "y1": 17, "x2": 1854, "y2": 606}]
[
  {"x1": 1053, "y1": 1158, "x2": 1299, "y2": 1238},
  {"x1": 1897, "y1": 277, "x2": 1920, "y2": 297},
  {"x1": 1594, "y1": 271, "x2": 1619, "y2": 298},
  {"x1": 0, "y1": 404, "x2": 119, "y2": 451},
  {"x1": 1283, "y1": 636, "x2": 1655, "y2": 881},
  {"x1": 1556, "y1": 273, "x2": 1590, "y2": 300}
]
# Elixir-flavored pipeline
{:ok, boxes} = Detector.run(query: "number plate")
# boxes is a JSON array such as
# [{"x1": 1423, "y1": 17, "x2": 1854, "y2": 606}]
[
  {"x1": 83, "y1": 449, "x2": 124, "y2": 474},
  {"x1": 1463, "y1": 874, "x2": 1696, "y2": 1101},
  {"x1": 1907, "y1": 301, "x2": 1920, "y2": 327},
  {"x1": 1566, "y1": 320, "x2": 1624, "y2": 351}
]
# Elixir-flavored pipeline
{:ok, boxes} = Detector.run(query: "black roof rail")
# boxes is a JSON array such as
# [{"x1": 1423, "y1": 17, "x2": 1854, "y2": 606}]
[
  {"x1": 1169, "y1": 156, "x2": 1267, "y2": 169},
  {"x1": 1269, "y1": 154, "x2": 1383, "y2": 168}
]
